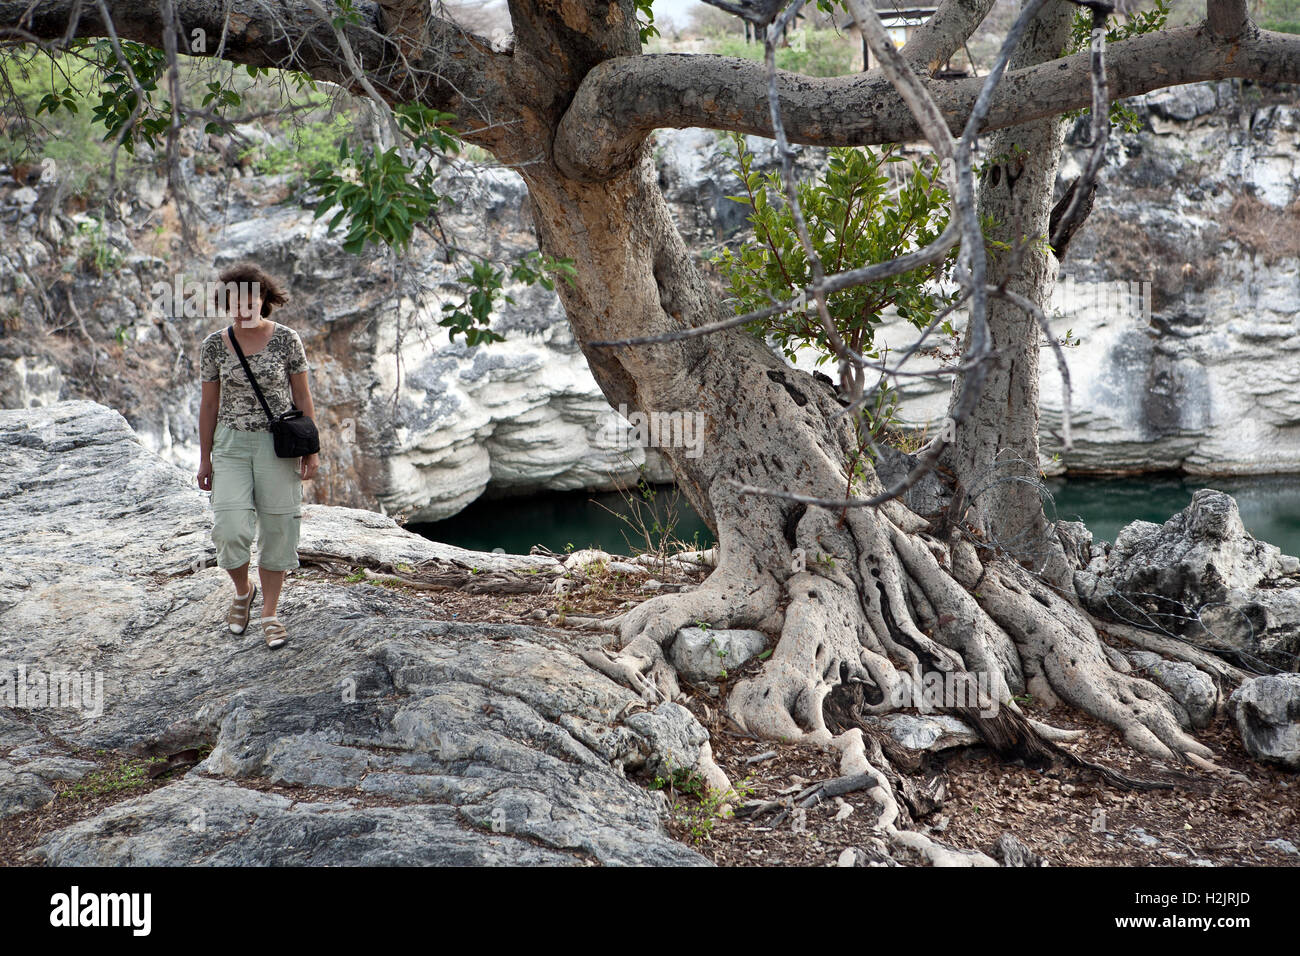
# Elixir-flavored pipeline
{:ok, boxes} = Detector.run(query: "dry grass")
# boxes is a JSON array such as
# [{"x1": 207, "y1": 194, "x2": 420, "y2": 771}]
[
  {"x1": 1224, "y1": 194, "x2": 1300, "y2": 264},
  {"x1": 1082, "y1": 209, "x2": 1222, "y2": 312}
]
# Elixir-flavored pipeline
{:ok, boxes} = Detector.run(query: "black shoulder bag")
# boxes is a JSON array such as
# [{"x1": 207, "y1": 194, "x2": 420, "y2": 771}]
[{"x1": 227, "y1": 325, "x2": 321, "y2": 458}]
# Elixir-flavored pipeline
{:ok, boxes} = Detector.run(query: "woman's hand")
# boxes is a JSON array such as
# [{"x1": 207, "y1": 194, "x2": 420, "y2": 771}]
[
  {"x1": 197, "y1": 457, "x2": 213, "y2": 491},
  {"x1": 300, "y1": 452, "x2": 319, "y2": 481}
]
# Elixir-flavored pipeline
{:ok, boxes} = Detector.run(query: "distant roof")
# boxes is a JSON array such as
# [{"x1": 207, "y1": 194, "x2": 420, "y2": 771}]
[{"x1": 839, "y1": 6, "x2": 937, "y2": 28}]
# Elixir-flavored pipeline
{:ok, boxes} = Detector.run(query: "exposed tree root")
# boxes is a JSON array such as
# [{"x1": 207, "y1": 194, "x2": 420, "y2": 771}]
[
  {"x1": 952, "y1": 544, "x2": 1215, "y2": 763},
  {"x1": 585, "y1": 552, "x2": 784, "y2": 707},
  {"x1": 589, "y1": 480, "x2": 1219, "y2": 856},
  {"x1": 1090, "y1": 616, "x2": 1249, "y2": 685},
  {"x1": 832, "y1": 728, "x2": 998, "y2": 866},
  {"x1": 699, "y1": 502, "x2": 1212, "y2": 763},
  {"x1": 822, "y1": 665, "x2": 1179, "y2": 792}
]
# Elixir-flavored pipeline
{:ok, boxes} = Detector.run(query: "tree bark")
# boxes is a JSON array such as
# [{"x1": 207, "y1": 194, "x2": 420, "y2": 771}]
[{"x1": 941, "y1": 0, "x2": 1073, "y2": 587}]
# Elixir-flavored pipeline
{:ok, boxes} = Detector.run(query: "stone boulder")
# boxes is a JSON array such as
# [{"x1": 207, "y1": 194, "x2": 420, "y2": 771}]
[
  {"x1": 670, "y1": 627, "x2": 769, "y2": 682},
  {"x1": 1076, "y1": 489, "x2": 1300, "y2": 668},
  {"x1": 1229, "y1": 674, "x2": 1300, "y2": 770},
  {"x1": 0, "y1": 336, "x2": 62, "y2": 410}
]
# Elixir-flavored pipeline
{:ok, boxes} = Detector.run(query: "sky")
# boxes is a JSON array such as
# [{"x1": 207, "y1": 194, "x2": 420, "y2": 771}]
[
  {"x1": 464, "y1": 0, "x2": 711, "y2": 34},
  {"x1": 651, "y1": 0, "x2": 709, "y2": 31}
]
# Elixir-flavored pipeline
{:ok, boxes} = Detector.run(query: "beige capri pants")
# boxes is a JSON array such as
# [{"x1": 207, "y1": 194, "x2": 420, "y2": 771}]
[{"x1": 210, "y1": 422, "x2": 303, "y2": 572}]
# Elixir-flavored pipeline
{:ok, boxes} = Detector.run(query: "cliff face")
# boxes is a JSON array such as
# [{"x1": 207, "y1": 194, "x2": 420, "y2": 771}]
[
  {"x1": 857, "y1": 81, "x2": 1300, "y2": 475},
  {"x1": 1048, "y1": 82, "x2": 1300, "y2": 474},
  {"x1": 2, "y1": 81, "x2": 1298, "y2": 522},
  {"x1": 0, "y1": 141, "x2": 676, "y2": 523}
]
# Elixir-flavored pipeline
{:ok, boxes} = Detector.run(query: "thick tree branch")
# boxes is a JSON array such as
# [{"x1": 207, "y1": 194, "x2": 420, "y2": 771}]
[
  {"x1": 375, "y1": 0, "x2": 426, "y2": 50},
  {"x1": 0, "y1": 0, "x2": 512, "y2": 140},
  {"x1": 554, "y1": 21, "x2": 1300, "y2": 181},
  {"x1": 1207, "y1": 0, "x2": 1247, "y2": 39},
  {"x1": 901, "y1": 0, "x2": 998, "y2": 74}
]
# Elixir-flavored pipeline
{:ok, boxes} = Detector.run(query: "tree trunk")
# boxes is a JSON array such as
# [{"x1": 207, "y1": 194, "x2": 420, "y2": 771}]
[
  {"x1": 941, "y1": 0, "x2": 1074, "y2": 587},
  {"x1": 504, "y1": 128, "x2": 1212, "y2": 787}
]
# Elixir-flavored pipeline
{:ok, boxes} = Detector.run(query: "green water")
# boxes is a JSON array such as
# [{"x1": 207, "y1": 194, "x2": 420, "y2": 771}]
[
  {"x1": 408, "y1": 485, "x2": 715, "y2": 556},
  {"x1": 414, "y1": 475, "x2": 1300, "y2": 558},
  {"x1": 1045, "y1": 474, "x2": 1300, "y2": 555}
]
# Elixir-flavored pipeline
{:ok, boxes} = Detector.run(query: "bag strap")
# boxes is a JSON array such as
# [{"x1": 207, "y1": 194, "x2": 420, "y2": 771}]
[{"x1": 227, "y1": 325, "x2": 277, "y2": 424}]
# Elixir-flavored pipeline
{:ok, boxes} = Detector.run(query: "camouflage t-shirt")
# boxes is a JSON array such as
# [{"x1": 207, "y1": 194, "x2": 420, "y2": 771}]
[{"x1": 200, "y1": 322, "x2": 309, "y2": 432}]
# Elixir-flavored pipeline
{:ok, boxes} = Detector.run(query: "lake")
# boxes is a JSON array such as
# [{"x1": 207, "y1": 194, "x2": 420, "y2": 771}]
[
  {"x1": 412, "y1": 474, "x2": 1300, "y2": 559},
  {"x1": 407, "y1": 485, "x2": 715, "y2": 557},
  {"x1": 1046, "y1": 473, "x2": 1300, "y2": 556}
]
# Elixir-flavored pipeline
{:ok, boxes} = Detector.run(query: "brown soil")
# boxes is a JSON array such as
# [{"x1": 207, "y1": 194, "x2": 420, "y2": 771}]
[{"x1": 671, "y1": 691, "x2": 1300, "y2": 867}]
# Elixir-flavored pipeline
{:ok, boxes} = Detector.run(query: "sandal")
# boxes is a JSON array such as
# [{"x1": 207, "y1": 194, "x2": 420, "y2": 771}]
[
  {"x1": 226, "y1": 582, "x2": 258, "y2": 634},
  {"x1": 262, "y1": 617, "x2": 288, "y2": 649}
]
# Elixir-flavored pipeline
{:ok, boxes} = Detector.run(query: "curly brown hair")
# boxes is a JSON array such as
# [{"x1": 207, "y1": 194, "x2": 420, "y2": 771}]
[{"x1": 215, "y1": 261, "x2": 290, "y2": 318}]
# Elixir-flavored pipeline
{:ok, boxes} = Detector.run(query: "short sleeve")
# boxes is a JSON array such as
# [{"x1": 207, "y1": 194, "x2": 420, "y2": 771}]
[
  {"x1": 286, "y1": 328, "x2": 308, "y2": 376},
  {"x1": 200, "y1": 335, "x2": 220, "y2": 382}
]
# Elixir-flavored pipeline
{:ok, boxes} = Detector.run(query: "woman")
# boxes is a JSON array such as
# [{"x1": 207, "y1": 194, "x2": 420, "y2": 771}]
[{"x1": 196, "y1": 262, "x2": 319, "y2": 648}]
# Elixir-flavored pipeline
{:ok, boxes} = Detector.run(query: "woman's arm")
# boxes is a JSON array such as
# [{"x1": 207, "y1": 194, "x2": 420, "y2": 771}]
[
  {"x1": 290, "y1": 370, "x2": 319, "y2": 481},
  {"x1": 289, "y1": 370, "x2": 315, "y2": 422},
  {"x1": 198, "y1": 380, "x2": 220, "y2": 490}
]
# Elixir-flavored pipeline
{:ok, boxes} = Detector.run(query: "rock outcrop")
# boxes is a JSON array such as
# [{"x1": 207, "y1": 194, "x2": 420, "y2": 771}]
[
  {"x1": 877, "y1": 81, "x2": 1300, "y2": 475},
  {"x1": 670, "y1": 627, "x2": 769, "y2": 682},
  {"x1": 1076, "y1": 489, "x2": 1300, "y2": 669},
  {"x1": 1229, "y1": 674, "x2": 1300, "y2": 770},
  {"x1": 0, "y1": 400, "x2": 711, "y2": 865}
]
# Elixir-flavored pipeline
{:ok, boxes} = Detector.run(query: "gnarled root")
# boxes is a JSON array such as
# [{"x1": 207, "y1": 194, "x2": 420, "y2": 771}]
[
  {"x1": 950, "y1": 541, "x2": 1215, "y2": 763},
  {"x1": 603, "y1": 486, "x2": 1214, "y2": 766},
  {"x1": 586, "y1": 551, "x2": 783, "y2": 707},
  {"x1": 586, "y1": 479, "x2": 1216, "y2": 860},
  {"x1": 833, "y1": 728, "x2": 998, "y2": 867}
]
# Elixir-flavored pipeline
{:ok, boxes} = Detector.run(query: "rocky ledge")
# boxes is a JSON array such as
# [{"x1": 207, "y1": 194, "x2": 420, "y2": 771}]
[
  {"x1": 0, "y1": 400, "x2": 711, "y2": 865},
  {"x1": 1076, "y1": 488, "x2": 1300, "y2": 767},
  {"x1": 1077, "y1": 488, "x2": 1300, "y2": 669}
]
